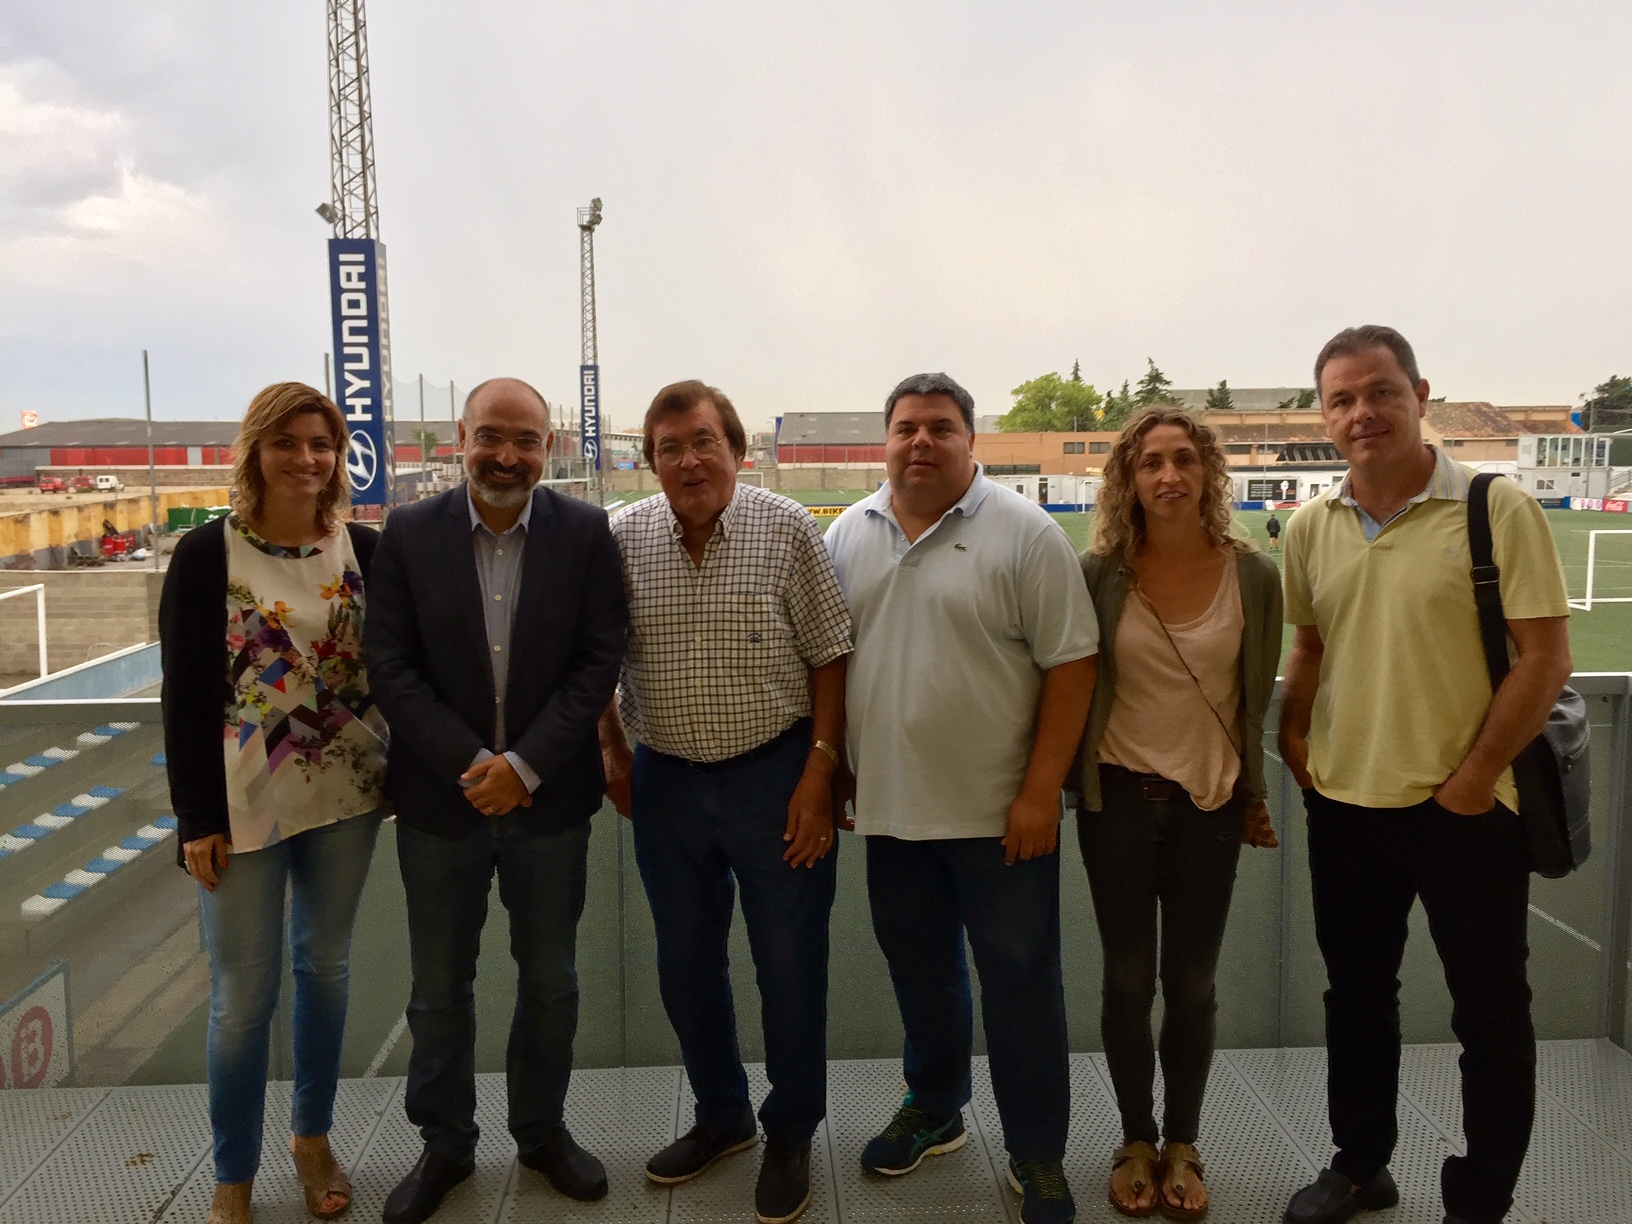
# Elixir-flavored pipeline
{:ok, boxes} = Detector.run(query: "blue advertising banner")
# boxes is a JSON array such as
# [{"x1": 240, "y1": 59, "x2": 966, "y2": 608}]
[
  {"x1": 580, "y1": 363, "x2": 601, "y2": 471},
  {"x1": 328, "y1": 238, "x2": 394, "y2": 506}
]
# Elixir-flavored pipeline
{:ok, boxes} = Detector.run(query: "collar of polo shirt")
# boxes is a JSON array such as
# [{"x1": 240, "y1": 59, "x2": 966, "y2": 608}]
[
  {"x1": 864, "y1": 461, "x2": 994, "y2": 528},
  {"x1": 1327, "y1": 443, "x2": 1470, "y2": 511}
]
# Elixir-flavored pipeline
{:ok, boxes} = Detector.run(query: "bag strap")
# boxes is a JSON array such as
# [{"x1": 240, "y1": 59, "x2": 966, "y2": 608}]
[
  {"x1": 1130, "y1": 577, "x2": 1242, "y2": 757},
  {"x1": 1468, "y1": 472, "x2": 1512, "y2": 691}
]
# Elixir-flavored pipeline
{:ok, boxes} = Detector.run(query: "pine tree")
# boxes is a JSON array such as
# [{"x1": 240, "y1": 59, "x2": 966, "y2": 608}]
[
  {"x1": 1204, "y1": 380, "x2": 1234, "y2": 412},
  {"x1": 1101, "y1": 380, "x2": 1135, "y2": 429},
  {"x1": 1135, "y1": 358, "x2": 1174, "y2": 407},
  {"x1": 1295, "y1": 388, "x2": 1317, "y2": 410},
  {"x1": 1070, "y1": 359, "x2": 1083, "y2": 384}
]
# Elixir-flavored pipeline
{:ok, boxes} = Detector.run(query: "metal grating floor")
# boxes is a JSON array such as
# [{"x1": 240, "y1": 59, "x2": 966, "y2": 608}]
[{"x1": 1, "y1": 1042, "x2": 1627, "y2": 1223}]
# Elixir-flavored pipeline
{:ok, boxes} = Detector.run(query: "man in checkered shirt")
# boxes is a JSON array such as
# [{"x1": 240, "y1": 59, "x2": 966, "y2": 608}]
[{"x1": 598, "y1": 380, "x2": 852, "y2": 1224}]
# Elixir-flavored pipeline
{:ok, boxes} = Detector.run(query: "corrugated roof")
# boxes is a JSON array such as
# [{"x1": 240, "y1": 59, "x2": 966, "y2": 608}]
[
  {"x1": 0, "y1": 417, "x2": 470, "y2": 450},
  {"x1": 777, "y1": 412, "x2": 885, "y2": 445}
]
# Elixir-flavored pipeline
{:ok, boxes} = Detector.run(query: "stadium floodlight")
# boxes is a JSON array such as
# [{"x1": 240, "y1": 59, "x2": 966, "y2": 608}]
[{"x1": 315, "y1": 202, "x2": 338, "y2": 224}]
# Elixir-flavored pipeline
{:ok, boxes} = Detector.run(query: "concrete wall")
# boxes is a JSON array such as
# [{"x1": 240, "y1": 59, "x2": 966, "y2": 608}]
[
  {"x1": 0, "y1": 570, "x2": 163, "y2": 677},
  {"x1": 36, "y1": 466, "x2": 233, "y2": 489},
  {"x1": 1, "y1": 488, "x2": 230, "y2": 569}
]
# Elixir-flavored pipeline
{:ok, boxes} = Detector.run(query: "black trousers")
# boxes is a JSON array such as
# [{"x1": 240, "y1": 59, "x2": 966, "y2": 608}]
[
  {"x1": 1078, "y1": 767, "x2": 1243, "y2": 1146},
  {"x1": 1306, "y1": 788, "x2": 1534, "y2": 1224}
]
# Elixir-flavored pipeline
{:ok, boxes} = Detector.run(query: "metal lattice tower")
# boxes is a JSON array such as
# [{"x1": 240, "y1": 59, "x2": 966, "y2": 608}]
[
  {"x1": 325, "y1": 0, "x2": 378, "y2": 238},
  {"x1": 578, "y1": 198, "x2": 603, "y2": 364}
]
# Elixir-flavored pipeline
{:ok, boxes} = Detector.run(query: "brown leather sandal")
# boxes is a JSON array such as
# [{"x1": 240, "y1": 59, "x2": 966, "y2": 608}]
[
  {"x1": 1157, "y1": 1141, "x2": 1209, "y2": 1221},
  {"x1": 207, "y1": 1181, "x2": 252, "y2": 1224},
  {"x1": 1108, "y1": 1140, "x2": 1160, "y2": 1217},
  {"x1": 289, "y1": 1135, "x2": 352, "y2": 1219}
]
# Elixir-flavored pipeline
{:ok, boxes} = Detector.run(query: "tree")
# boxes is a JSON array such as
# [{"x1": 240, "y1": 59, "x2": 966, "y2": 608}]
[
  {"x1": 1295, "y1": 388, "x2": 1316, "y2": 410},
  {"x1": 1101, "y1": 380, "x2": 1135, "y2": 430},
  {"x1": 1204, "y1": 380, "x2": 1234, "y2": 412},
  {"x1": 996, "y1": 371, "x2": 1104, "y2": 432},
  {"x1": 1069, "y1": 359, "x2": 1083, "y2": 383},
  {"x1": 1135, "y1": 358, "x2": 1174, "y2": 406},
  {"x1": 412, "y1": 426, "x2": 442, "y2": 459},
  {"x1": 1582, "y1": 375, "x2": 1632, "y2": 432}
]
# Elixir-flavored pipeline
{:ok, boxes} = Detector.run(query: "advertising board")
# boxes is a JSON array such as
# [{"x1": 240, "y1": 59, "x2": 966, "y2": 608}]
[
  {"x1": 328, "y1": 238, "x2": 395, "y2": 506},
  {"x1": 580, "y1": 364, "x2": 601, "y2": 471},
  {"x1": 1248, "y1": 478, "x2": 1300, "y2": 503},
  {"x1": 0, "y1": 962, "x2": 71, "y2": 1089}
]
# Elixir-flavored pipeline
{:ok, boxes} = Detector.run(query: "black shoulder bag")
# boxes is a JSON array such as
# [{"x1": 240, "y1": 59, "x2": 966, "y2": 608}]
[{"x1": 1468, "y1": 472, "x2": 1591, "y2": 877}]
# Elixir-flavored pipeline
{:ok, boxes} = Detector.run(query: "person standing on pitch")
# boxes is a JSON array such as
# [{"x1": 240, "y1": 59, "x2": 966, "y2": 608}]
[
  {"x1": 599, "y1": 380, "x2": 852, "y2": 1224},
  {"x1": 1279, "y1": 327, "x2": 1571, "y2": 1224},
  {"x1": 364, "y1": 378, "x2": 628, "y2": 1224},
  {"x1": 825, "y1": 373, "x2": 1098, "y2": 1224},
  {"x1": 1265, "y1": 511, "x2": 1282, "y2": 552}
]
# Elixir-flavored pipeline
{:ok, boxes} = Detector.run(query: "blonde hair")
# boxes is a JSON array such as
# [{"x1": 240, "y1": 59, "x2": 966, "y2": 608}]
[
  {"x1": 1091, "y1": 405, "x2": 1243, "y2": 559},
  {"x1": 230, "y1": 382, "x2": 350, "y2": 530}
]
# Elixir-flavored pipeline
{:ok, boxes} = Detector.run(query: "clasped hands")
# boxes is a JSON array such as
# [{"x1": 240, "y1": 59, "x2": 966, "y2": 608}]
[{"x1": 462, "y1": 754, "x2": 532, "y2": 816}]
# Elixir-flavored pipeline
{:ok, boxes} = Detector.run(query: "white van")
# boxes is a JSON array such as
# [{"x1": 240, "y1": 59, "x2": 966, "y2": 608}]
[{"x1": 94, "y1": 474, "x2": 125, "y2": 492}]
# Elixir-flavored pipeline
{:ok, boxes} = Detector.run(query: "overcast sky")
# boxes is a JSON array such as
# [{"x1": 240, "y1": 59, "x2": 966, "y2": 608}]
[{"x1": 2, "y1": 2, "x2": 1629, "y2": 434}]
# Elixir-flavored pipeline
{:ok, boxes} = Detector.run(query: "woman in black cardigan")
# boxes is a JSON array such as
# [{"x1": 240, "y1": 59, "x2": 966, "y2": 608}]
[{"x1": 161, "y1": 382, "x2": 385, "y2": 1224}]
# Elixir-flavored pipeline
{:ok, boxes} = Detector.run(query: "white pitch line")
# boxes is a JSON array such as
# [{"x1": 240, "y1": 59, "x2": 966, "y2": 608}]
[
  {"x1": 1529, "y1": 903, "x2": 1601, "y2": 951},
  {"x1": 365, "y1": 1012, "x2": 409, "y2": 1078}
]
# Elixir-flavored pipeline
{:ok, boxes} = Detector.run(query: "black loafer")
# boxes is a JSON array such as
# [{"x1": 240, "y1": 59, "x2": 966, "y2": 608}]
[
  {"x1": 1284, "y1": 1167, "x2": 1399, "y2": 1224},
  {"x1": 755, "y1": 1136, "x2": 812, "y2": 1224},
  {"x1": 518, "y1": 1126, "x2": 608, "y2": 1201},
  {"x1": 383, "y1": 1146, "x2": 475, "y2": 1224},
  {"x1": 646, "y1": 1120, "x2": 760, "y2": 1185}
]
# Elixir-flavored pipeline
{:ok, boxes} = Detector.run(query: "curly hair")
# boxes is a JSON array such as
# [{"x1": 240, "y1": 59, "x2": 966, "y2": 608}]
[
  {"x1": 229, "y1": 382, "x2": 351, "y2": 531},
  {"x1": 1090, "y1": 405, "x2": 1243, "y2": 559}
]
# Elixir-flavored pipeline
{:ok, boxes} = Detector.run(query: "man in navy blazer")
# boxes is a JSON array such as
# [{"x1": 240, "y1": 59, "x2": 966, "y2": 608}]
[{"x1": 365, "y1": 377, "x2": 627, "y2": 1223}]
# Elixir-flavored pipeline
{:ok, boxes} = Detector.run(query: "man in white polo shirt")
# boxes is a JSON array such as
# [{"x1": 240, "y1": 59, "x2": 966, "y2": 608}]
[{"x1": 825, "y1": 373, "x2": 1098, "y2": 1224}]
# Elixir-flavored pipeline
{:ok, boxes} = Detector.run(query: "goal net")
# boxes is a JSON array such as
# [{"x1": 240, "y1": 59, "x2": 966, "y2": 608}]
[
  {"x1": 738, "y1": 470, "x2": 765, "y2": 486},
  {"x1": 1568, "y1": 529, "x2": 1632, "y2": 610}
]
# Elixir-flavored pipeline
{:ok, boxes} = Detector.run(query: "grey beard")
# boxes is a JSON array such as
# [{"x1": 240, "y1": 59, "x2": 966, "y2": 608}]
[{"x1": 468, "y1": 472, "x2": 536, "y2": 508}]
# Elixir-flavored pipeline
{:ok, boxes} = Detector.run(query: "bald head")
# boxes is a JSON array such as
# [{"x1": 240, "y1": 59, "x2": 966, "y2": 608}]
[{"x1": 464, "y1": 377, "x2": 549, "y2": 427}]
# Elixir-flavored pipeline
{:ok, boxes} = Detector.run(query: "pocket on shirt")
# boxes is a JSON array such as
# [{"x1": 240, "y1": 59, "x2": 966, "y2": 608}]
[{"x1": 727, "y1": 593, "x2": 785, "y2": 677}]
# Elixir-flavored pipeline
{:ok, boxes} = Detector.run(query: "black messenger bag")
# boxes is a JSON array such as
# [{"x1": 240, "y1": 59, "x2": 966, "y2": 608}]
[{"x1": 1468, "y1": 473, "x2": 1591, "y2": 877}]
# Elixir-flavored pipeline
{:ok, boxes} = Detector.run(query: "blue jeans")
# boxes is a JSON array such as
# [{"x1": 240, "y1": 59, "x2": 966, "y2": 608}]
[
  {"x1": 197, "y1": 810, "x2": 381, "y2": 1184},
  {"x1": 865, "y1": 834, "x2": 1070, "y2": 1163},
  {"x1": 396, "y1": 814, "x2": 591, "y2": 1162},
  {"x1": 631, "y1": 731, "x2": 836, "y2": 1144}
]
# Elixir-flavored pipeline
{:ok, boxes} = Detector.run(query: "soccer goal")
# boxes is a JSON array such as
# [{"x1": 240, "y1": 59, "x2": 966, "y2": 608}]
[
  {"x1": 737, "y1": 470, "x2": 765, "y2": 487},
  {"x1": 1568, "y1": 529, "x2": 1632, "y2": 610}
]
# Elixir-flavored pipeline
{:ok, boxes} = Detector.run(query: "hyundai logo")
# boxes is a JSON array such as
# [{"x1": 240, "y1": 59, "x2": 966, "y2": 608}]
[{"x1": 347, "y1": 431, "x2": 378, "y2": 492}]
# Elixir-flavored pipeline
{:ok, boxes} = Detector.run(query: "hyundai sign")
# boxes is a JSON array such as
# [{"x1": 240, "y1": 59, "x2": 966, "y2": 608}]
[
  {"x1": 328, "y1": 238, "x2": 395, "y2": 506},
  {"x1": 580, "y1": 363, "x2": 601, "y2": 471}
]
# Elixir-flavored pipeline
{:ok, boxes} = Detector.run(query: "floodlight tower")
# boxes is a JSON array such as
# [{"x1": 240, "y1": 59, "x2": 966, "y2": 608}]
[
  {"x1": 577, "y1": 198, "x2": 604, "y2": 495},
  {"x1": 321, "y1": 0, "x2": 378, "y2": 239},
  {"x1": 317, "y1": 0, "x2": 394, "y2": 511}
]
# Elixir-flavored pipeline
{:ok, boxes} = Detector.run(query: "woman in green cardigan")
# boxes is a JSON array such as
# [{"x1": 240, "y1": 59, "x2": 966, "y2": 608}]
[{"x1": 1076, "y1": 406, "x2": 1283, "y2": 1220}]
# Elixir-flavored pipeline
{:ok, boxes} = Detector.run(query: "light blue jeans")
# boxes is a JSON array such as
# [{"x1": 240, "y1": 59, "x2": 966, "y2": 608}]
[{"x1": 197, "y1": 811, "x2": 381, "y2": 1183}]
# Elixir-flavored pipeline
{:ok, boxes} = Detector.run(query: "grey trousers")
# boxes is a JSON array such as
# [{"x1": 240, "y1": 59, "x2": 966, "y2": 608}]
[{"x1": 1077, "y1": 765, "x2": 1243, "y2": 1146}]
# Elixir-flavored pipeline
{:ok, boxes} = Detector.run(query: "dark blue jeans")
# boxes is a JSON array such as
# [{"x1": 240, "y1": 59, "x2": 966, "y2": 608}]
[
  {"x1": 865, "y1": 834, "x2": 1070, "y2": 1163},
  {"x1": 396, "y1": 814, "x2": 591, "y2": 1162},
  {"x1": 631, "y1": 731, "x2": 837, "y2": 1144}
]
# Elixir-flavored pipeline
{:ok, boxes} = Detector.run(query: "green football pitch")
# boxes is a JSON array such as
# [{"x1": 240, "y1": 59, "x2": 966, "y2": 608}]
[{"x1": 783, "y1": 492, "x2": 1632, "y2": 674}]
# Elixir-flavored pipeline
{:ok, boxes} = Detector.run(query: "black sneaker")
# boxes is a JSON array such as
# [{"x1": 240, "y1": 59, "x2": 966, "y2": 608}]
[
  {"x1": 1283, "y1": 1167, "x2": 1399, "y2": 1224},
  {"x1": 1006, "y1": 1157, "x2": 1076, "y2": 1224},
  {"x1": 754, "y1": 1135, "x2": 811, "y2": 1224},
  {"x1": 859, "y1": 1102, "x2": 967, "y2": 1175},
  {"x1": 645, "y1": 1120, "x2": 760, "y2": 1185}
]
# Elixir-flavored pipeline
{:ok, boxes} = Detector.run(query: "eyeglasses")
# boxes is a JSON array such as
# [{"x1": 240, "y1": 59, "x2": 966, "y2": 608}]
[
  {"x1": 470, "y1": 429, "x2": 545, "y2": 453},
  {"x1": 653, "y1": 435, "x2": 724, "y2": 466}
]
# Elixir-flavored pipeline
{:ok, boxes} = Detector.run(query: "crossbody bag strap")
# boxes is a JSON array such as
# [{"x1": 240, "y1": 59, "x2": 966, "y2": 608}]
[
  {"x1": 1130, "y1": 580, "x2": 1242, "y2": 757},
  {"x1": 1468, "y1": 472, "x2": 1513, "y2": 692}
]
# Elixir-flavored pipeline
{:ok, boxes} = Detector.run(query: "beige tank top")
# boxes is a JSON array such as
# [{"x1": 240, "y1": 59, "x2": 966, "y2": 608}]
[{"x1": 1099, "y1": 556, "x2": 1245, "y2": 811}]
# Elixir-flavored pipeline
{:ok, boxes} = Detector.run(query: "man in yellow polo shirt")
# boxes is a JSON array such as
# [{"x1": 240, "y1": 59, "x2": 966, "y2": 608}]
[{"x1": 1278, "y1": 326, "x2": 1572, "y2": 1224}]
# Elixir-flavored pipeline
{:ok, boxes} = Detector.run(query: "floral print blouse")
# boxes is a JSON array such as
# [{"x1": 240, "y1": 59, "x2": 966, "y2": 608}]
[{"x1": 222, "y1": 514, "x2": 387, "y2": 853}]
